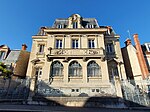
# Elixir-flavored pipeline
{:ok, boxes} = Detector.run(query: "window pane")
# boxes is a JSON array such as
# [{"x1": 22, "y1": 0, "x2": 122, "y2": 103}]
[
  {"x1": 92, "y1": 40, "x2": 95, "y2": 48},
  {"x1": 0, "y1": 51, "x2": 5, "y2": 60},
  {"x1": 88, "y1": 40, "x2": 91, "y2": 48},
  {"x1": 72, "y1": 40, "x2": 75, "y2": 48},
  {"x1": 76, "y1": 40, "x2": 78, "y2": 48},
  {"x1": 39, "y1": 45, "x2": 44, "y2": 53},
  {"x1": 60, "y1": 40, "x2": 62, "y2": 48},
  {"x1": 56, "y1": 40, "x2": 59, "y2": 48}
]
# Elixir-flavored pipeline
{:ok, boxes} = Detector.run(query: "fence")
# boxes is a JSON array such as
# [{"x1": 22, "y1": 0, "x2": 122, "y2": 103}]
[
  {"x1": 0, "y1": 78, "x2": 30, "y2": 101},
  {"x1": 0, "y1": 77, "x2": 150, "y2": 107},
  {"x1": 121, "y1": 79, "x2": 150, "y2": 106}
]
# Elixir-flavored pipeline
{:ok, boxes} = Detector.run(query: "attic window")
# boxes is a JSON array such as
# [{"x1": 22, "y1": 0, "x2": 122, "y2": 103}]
[
  {"x1": 148, "y1": 44, "x2": 150, "y2": 51},
  {"x1": 87, "y1": 24, "x2": 94, "y2": 28},
  {"x1": 57, "y1": 24, "x2": 64, "y2": 28},
  {"x1": 0, "y1": 51, "x2": 6, "y2": 60},
  {"x1": 73, "y1": 22, "x2": 78, "y2": 29}
]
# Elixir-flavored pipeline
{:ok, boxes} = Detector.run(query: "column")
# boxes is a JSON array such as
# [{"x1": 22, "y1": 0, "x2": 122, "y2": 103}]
[
  {"x1": 63, "y1": 62, "x2": 68, "y2": 83},
  {"x1": 82, "y1": 61, "x2": 87, "y2": 83}
]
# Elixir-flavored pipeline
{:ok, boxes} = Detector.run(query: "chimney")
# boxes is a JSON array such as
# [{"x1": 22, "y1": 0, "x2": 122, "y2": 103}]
[
  {"x1": 125, "y1": 38, "x2": 132, "y2": 46},
  {"x1": 133, "y1": 34, "x2": 149, "y2": 79},
  {"x1": 22, "y1": 44, "x2": 27, "y2": 51}
]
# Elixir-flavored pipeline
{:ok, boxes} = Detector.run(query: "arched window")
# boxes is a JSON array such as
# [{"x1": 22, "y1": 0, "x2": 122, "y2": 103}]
[
  {"x1": 69, "y1": 61, "x2": 82, "y2": 77},
  {"x1": 87, "y1": 61, "x2": 101, "y2": 77},
  {"x1": 51, "y1": 61, "x2": 63, "y2": 77}
]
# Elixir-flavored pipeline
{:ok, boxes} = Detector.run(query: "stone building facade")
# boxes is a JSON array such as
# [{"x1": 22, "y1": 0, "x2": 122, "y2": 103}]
[{"x1": 26, "y1": 14, "x2": 127, "y2": 97}]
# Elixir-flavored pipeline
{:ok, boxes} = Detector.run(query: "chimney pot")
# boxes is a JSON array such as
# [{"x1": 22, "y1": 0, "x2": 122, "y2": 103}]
[
  {"x1": 125, "y1": 38, "x2": 132, "y2": 46},
  {"x1": 22, "y1": 44, "x2": 27, "y2": 50}
]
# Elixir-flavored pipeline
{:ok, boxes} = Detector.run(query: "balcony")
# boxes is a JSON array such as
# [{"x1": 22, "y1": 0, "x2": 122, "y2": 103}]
[{"x1": 47, "y1": 48, "x2": 105, "y2": 61}]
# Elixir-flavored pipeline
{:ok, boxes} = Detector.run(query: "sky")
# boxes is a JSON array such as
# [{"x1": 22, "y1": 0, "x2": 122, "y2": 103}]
[{"x1": 0, "y1": 0, "x2": 150, "y2": 51}]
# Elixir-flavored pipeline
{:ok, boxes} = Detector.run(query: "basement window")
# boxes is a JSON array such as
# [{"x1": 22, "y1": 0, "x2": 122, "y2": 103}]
[
  {"x1": 72, "y1": 89, "x2": 75, "y2": 92},
  {"x1": 92, "y1": 89, "x2": 95, "y2": 92}
]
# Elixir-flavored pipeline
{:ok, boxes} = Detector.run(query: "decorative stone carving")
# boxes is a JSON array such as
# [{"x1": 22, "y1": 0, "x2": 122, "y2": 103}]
[
  {"x1": 83, "y1": 57, "x2": 86, "y2": 62},
  {"x1": 85, "y1": 49, "x2": 98, "y2": 55},
  {"x1": 55, "y1": 50, "x2": 66, "y2": 55}
]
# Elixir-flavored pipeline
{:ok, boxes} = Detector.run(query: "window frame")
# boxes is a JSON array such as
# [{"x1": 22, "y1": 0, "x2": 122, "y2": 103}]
[
  {"x1": 69, "y1": 61, "x2": 82, "y2": 77},
  {"x1": 38, "y1": 44, "x2": 45, "y2": 54},
  {"x1": 51, "y1": 61, "x2": 63, "y2": 77},
  {"x1": 0, "y1": 51, "x2": 6, "y2": 60},
  {"x1": 88, "y1": 39, "x2": 95, "y2": 49},
  {"x1": 72, "y1": 39, "x2": 78, "y2": 49},
  {"x1": 106, "y1": 43, "x2": 114, "y2": 53},
  {"x1": 73, "y1": 22, "x2": 78, "y2": 29},
  {"x1": 57, "y1": 24, "x2": 64, "y2": 29},
  {"x1": 55, "y1": 39, "x2": 62, "y2": 49},
  {"x1": 87, "y1": 61, "x2": 101, "y2": 77},
  {"x1": 35, "y1": 67, "x2": 42, "y2": 80}
]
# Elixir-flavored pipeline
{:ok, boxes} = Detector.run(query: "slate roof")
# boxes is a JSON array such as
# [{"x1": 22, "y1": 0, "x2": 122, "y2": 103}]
[
  {"x1": 52, "y1": 18, "x2": 99, "y2": 28},
  {"x1": 4, "y1": 50, "x2": 21, "y2": 63}
]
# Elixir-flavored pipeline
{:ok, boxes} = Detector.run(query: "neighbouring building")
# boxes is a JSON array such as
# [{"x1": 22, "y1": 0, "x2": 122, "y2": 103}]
[
  {"x1": 26, "y1": 14, "x2": 127, "y2": 97},
  {"x1": 0, "y1": 44, "x2": 30, "y2": 78},
  {"x1": 121, "y1": 34, "x2": 150, "y2": 92},
  {"x1": 143, "y1": 43, "x2": 150, "y2": 73}
]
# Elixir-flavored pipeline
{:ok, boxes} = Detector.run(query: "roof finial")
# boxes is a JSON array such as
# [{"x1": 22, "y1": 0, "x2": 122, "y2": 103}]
[{"x1": 127, "y1": 30, "x2": 131, "y2": 38}]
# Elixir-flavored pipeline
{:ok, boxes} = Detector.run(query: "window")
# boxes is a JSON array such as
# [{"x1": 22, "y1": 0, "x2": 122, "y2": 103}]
[
  {"x1": 56, "y1": 39, "x2": 62, "y2": 49},
  {"x1": 87, "y1": 61, "x2": 101, "y2": 77},
  {"x1": 110, "y1": 67, "x2": 118, "y2": 78},
  {"x1": 106, "y1": 43, "x2": 114, "y2": 53},
  {"x1": 72, "y1": 39, "x2": 78, "y2": 49},
  {"x1": 71, "y1": 89, "x2": 79, "y2": 92},
  {"x1": 0, "y1": 51, "x2": 5, "y2": 60},
  {"x1": 57, "y1": 24, "x2": 64, "y2": 29},
  {"x1": 69, "y1": 61, "x2": 82, "y2": 77},
  {"x1": 88, "y1": 39, "x2": 95, "y2": 48},
  {"x1": 38, "y1": 44, "x2": 45, "y2": 54},
  {"x1": 73, "y1": 22, "x2": 78, "y2": 28},
  {"x1": 51, "y1": 61, "x2": 63, "y2": 77},
  {"x1": 92, "y1": 89, "x2": 95, "y2": 92},
  {"x1": 76, "y1": 89, "x2": 79, "y2": 92},
  {"x1": 108, "y1": 63, "x2": 119, "y2": 81},
  {"x1": 87, "y1": 24, "x2": 94, "y2": 28},
  {"x1": 148, "y1": 44, "x2": 150, "y2": 51},
  {"x1": 96, "y1": 89, "x2": 99, "y2": 92},
  {"x1": 35, "y1": 68, "x2": 42, "y2": 80},
  {"x1": 41, "y1": 30, "x2": 46, "y2": 35},
  {"x1": 72, "y1": 89, "x2": 75, "y2": 92}
]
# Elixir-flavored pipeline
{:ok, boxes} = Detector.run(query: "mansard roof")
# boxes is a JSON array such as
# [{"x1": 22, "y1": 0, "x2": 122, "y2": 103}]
[{"x1": 52, "y1": 14, "x2": 99, "y2": 28}]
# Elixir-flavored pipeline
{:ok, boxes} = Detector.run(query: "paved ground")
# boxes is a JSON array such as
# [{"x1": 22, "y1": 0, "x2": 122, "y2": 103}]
[{"x1": 0, "y1": 105, "x2": 150, "y2": 112}]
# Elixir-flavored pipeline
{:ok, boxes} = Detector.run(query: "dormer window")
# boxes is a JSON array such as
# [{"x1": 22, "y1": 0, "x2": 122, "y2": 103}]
[
  {"x1": 87, "y1": 24, "x2": 94, "y2": 28},
  {"x1": 148, "y1": 44, "x2": 150, "y2": 52},
  {"x1": 0, "y1": 51, "x2": 6, "y2": 60},
  {"x1": 73, "y1": 22, "x2": 78, "y2": 29},
  {"x1": 57, "y1": 24, "x2": 64, "y2": 29}
]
